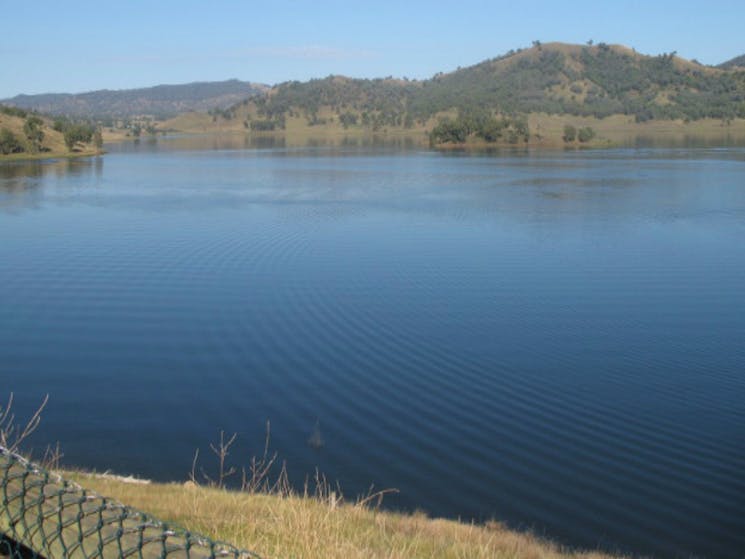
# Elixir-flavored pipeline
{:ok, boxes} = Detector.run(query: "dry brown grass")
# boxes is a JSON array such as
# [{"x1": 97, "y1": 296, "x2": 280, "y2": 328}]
[
  {"x1": 0, "y1": 113, "x2": 100, "y2": 161},
  {"x1": 66, "y1": 472, "x2": 625, "y2": 559}
]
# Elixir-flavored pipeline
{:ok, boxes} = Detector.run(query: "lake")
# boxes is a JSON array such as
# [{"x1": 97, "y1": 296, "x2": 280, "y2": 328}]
[{"x1": 1, "y1": 138, "x2": 744, "y2": 558}]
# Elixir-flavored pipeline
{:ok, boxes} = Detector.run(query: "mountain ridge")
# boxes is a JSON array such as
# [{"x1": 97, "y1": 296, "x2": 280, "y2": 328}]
[
  {"x1": 231, "y1": 42, "x2": 745, "y2": 132},
  {"x1": 5, "y1": 42, "x2": 745, "y2": 132},
  {"x1": 2, "y1": 80, "x2": 269, "y2": 119}
]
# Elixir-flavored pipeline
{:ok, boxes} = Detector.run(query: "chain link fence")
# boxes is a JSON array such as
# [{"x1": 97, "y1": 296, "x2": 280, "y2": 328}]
[{"x1": 0, "y1": 446, "x2": 261, "y2": 559}]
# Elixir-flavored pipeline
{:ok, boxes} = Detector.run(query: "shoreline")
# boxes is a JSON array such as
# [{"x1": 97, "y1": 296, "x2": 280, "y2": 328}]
[
  {"x1": 64, "y1": 468, "x2": 626, "y2": 559},
  {"x1": 0, "y1": 148, "x2": 104, "y2": 163}
]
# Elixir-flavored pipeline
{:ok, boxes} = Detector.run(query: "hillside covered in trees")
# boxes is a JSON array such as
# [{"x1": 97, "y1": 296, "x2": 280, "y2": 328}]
[
  {"x1": 7, "y1": 43, "x2": 745, "y2": 147},
  {"x1": 244, "y1": 43, "x2": 745, "y2": 128},
  {"x1": 0, "y1": 105, "x2": 102, "y2": 158},
  {"x1": 195, "y1": 42, "x2": 738, "y2": 146},
  {"x1": 2, "y1": 80, "x2": 269, "y2": 119}
]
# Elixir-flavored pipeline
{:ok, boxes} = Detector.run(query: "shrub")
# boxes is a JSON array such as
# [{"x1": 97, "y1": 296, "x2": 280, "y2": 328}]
[
  {"x1": 0, "y1": 128, "x2": 24, "y2": 155},
  {"x1": 23, "y1": 116, "x2": 45, "y2": 153},
  {"x1": 577, "y1": 126, "x2": 596, "y2": 142},
  {"x1": 563, "y1": 124, "x2": 577, "y2": 142}
]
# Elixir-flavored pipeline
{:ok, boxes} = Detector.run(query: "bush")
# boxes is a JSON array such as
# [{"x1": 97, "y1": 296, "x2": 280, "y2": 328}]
[
  {"x1": 338, "y1": 112, "x2": 358, "y2": 129},
  {"x1": 250, "y1": 119, "x2": 277, "y2": 131},
  {"x1": 429, "y1": 118, "x2": 468, "y2": 144},
  {"x1": 0, "y1": 128, "x2": 24, "y2": 155},
  {"x1": 577, "y1": 126, "x2": 596, "y2": 142},
  {"x1": 23, "y1": 116, "x2": 45, "y2": 153},
  {"x1": 0, "y1": 105, "x2": 28, "y2": 118},
  {"x1": 63, "y1": 123, "x2": 95, "y2": 151},
  {"x1": 563, "y1": 124, "x2": 576, "y2": 142}
]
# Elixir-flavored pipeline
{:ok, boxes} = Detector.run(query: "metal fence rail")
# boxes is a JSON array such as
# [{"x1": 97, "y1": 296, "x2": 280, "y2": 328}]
[{"x1": 0, "y1": 446, "x2": 261, "y2": 559}]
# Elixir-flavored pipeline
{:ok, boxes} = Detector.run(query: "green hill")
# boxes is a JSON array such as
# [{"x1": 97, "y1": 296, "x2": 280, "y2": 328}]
[
  {"x1": 250, "y1": 42, "x2": 745, "y2": 127},
  {"x1": 2, "y1": 80, "x2": 269, "y2": 120},
  {"x1": 0, "y1": 105, "x2": 101, "y2": 160}
]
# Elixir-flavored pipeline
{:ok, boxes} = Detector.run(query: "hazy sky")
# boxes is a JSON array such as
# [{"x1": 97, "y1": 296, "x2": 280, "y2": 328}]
[{"x1": 1, "y1": 0, "x2": 744, "y2": 98}]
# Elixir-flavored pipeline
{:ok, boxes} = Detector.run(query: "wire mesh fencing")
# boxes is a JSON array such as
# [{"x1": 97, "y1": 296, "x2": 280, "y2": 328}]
[{"x1": 0, "y1": 446, "x2": 261, "y2": 559}]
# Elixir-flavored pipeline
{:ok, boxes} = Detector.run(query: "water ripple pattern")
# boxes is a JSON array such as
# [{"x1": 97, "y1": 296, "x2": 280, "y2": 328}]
[{"x1": 1, "y1": 143, "x2": 745, "y2": 559}]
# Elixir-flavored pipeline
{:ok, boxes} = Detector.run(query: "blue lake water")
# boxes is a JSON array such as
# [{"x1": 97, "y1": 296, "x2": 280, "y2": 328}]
[{"x1": 1, "y1": 139, "x2": 745, "y2": 558}]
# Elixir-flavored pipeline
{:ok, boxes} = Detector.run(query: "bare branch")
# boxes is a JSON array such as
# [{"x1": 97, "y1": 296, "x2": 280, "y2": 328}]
[{"x1": 0, "y1": 393, "x2": 49, "y2": 454}]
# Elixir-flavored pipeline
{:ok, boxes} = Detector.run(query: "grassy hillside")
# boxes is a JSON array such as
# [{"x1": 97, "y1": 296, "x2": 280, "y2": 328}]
[
  {"x1": 0, "y1": 106, "x2": 101, "y2": 160},
  {"x1": 68, "y1": 472, "x2": 624, "y2": 559},
  {"x1": 2, "y1": 80, "x2": 269, "y2": 120},
  {"x1": 241, "y1": 43, "x2": 745, "y2": 123},
  {"x1": 159, "y1": 43, "x2": 745, "y2": 147}
]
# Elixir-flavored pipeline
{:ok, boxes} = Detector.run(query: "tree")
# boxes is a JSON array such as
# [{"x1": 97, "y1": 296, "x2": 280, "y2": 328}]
[
  {"x1": 52, "y1": 118, "x2": 68, "y2": 132},
  {"x1": 563, "y1": 124, "x2": 577, "y2": 142},
  {"x1": 23, "y1": 116, "x2": 45, "y2": 153},
  {"x1": 578, "y1": 126, "x2": 596, "y2": 142},
  {"x1": 63, "y1": 123, "x2": 94, "y2": 151},
  {"x1": 429, "y1": 118, "x2": 468, "y2": 144},
  {"x1": 93, "y1": 128, "x2": 103, "y2": 149},
  {"x1": 338, "y1": 111, "x2": 358, "y2": 129},
  {"x1": 0, "y1": 128, "x2": 24, "y2": 154}
]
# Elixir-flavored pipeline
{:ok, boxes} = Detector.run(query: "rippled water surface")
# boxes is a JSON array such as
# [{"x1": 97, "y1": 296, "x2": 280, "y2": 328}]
[{"x1": 2, "y1": 140, "x2": 745, "y2": 558}]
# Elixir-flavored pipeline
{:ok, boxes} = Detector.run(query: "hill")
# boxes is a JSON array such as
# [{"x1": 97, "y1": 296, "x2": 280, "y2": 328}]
[
  {"x1": 160, "y1": 42, "x2": 745, "y2": 147},
  {"x1": 249, "y1": 42, "x2": 745, "y2": 126},
  {"x1": 718, "y1": 54, "x2": 745, "y2": 69},
  {"x1": 0, "y1": 105, "x2": 101, "y2": 160},
  {"x1": 2, "y1": 80, "x2": 269, "y2": 119}
]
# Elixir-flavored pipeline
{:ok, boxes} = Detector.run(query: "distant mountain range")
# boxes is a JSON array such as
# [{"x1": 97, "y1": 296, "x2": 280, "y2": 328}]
[{"x1": 1, "y1": 80, "x2": 268, "y2": 119}]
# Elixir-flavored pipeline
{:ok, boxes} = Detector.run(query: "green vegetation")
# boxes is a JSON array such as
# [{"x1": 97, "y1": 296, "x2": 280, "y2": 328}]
[
  {"x1": 429, "y1": 110, "x2": 529, "y2": 145},
  {"x1": 249, "y1": 117, "x2": 285, "y2": 131},
  {"x1": 563, "y1": 124, "x2": 577, "y2": 142},
  {"x1": 0, "y1": 105, "x2": 28, "y2": 119},
  {"x1": 0, "y1": 105, "x2": 102, "y2": 159},
  {"x1": 577, "y1": 126, "x2": 596, "y2": 142},
  {"x1": 562, "y1": 124, "x2": 596, "y2": 144},
  {"x1": 0, "y1": 128, "x2": 23, "y2": 155},
  {"x1": 23, "y1": 116, "x2": 45, "y2": 153},
  {"x1": 56, "y1": 121, "x2": 96, "y2": 151}
]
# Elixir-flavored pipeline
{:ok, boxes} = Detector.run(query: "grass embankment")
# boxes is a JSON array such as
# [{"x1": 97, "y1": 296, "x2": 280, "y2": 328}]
[{"x1": 67, "y1": 472, "x2": 623, "y2": 559}]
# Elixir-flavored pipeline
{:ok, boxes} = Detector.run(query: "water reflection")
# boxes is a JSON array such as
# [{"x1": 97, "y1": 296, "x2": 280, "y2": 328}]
[
  {"x1": 106, "y1": 132, "x2": 428, "y2": 155},
  {"x1": 0, "y1": 157, "x2": 102, "y2": 181},
  {"x1": 0, "y1": 157, "x2": 103, "y2": 212},
  {"x1": 620, "y1": 133, "x2": 745, "y2": 148}
]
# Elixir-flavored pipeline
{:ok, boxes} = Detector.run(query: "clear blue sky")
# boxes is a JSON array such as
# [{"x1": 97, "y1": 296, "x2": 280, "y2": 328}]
[{"x1": 1, "y1": 0, "x2": 744, "y2": 98}]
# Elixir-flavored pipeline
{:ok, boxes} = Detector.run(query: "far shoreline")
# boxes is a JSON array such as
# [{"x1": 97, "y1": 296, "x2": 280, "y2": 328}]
[{"x1": 0, "y1": 148, "x2": 104, "y2": 163}]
